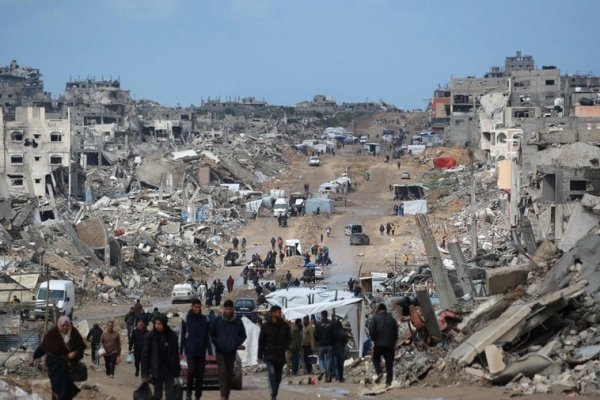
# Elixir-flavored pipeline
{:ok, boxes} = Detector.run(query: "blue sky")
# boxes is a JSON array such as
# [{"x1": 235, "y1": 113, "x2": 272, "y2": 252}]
[{"x1": 1, "y1": 0, "x2": 598, "y2": 108}]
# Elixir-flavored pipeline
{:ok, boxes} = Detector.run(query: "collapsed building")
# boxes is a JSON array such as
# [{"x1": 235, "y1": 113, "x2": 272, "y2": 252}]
[{"x1": 0, "y1": 107, "x2": 71, "y2": 199}]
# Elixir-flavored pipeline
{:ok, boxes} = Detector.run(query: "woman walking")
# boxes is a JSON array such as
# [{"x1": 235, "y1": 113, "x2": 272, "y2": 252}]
[{"x1": 32, "y1": 315, "x2": 86, "y2": 400}]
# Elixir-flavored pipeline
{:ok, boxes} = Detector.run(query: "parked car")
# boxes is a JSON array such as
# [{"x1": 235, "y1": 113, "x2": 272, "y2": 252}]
[
  {"x1": 314, "y1": 267, "x2": 324, "y2": 280},
  {"x1": 309, "y1": 156, "x2": 320, "y2": 166},
  {"x1": 350, "y1": 233, "x2": 370, "y2": 245},
  {"x1": 181, "y1": 352, "x2": 243, "y2": 390},
  {"x1": 234, "y1": 298, "x2": 257, "y2": 321},
  {"x1": 400, "y1": 171, "x2": 411, "y2": 179},
  {"x1": 171, "y1": 283, "x2": 198, "y2": 304}
]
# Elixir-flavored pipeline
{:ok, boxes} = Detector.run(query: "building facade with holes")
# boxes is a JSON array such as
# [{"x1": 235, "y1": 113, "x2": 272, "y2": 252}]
[{"x1": 0, "y1": 107, "x2": 71, "y2": 197}]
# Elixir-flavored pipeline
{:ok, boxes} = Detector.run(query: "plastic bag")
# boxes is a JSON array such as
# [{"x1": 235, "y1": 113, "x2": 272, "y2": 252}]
[
  {"x1": 133, "y1": 382, "x2": 153, "y2": 400},
  {"x1": 97, "y1": 346, "x2": 106, "y2": 357},
  {"x1": 126, "y1": 352, "x2": 133, "y2": 364}
]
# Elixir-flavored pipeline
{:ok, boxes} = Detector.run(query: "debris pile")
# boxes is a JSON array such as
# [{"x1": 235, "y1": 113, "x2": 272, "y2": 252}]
[{"x1": 0, "y1": 130, "x2": 299, "y2": 305}]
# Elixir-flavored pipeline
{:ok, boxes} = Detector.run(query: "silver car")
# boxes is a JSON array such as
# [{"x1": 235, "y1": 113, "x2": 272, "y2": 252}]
[{"x1": 350, "y1": 233, "x2": 370, "y2": 245}]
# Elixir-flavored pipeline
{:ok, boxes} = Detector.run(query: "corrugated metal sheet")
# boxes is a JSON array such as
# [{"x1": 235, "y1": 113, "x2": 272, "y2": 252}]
[{"x1": 0, "y1": 328, "x2": 39, "y2": 352}]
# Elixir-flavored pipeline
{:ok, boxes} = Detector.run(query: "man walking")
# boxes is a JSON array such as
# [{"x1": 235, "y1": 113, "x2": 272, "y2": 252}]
[
  {"x1": 314, "y1": 310, "x2": 334, "y2": 382},
  {"x1": 86, "y1": 323, "x2": 103, "y2": 364},
  {"x1": 129, "y1": 320, "x2": 147, "y2": 377},
  {"x1": 331, "y1": 318, "x2": 348, "y2": 382},
  {"x1": 289, "y1": 319, "x2": 302, "y2": 375},
  {"x1": 180, "y1": 299, "x2": 210, "y2": 400},
  {"x1": 210, "y1": 299, "x2": 247, "y2": 400},
  {"x1": 258, "y1": 305, "x2": 291, "y2": 400},
  {"x1": 100, "y1": 321, "x2": 121, "y2": 378},
  {"x1": 124, "y1": 307, "x2": 136, "y2": 342},
  {"x1": 301, "y1": 316, "x2": 315, "y2": 374},
  {"x1": 141, "y1": 314, "x2": 181, "y2": 400},
  {"x1": 368, "y1": 303, "x2": 398, "y2": 387},
  {"x1": 226, "y1": 276, "x2": 234, "y2": 294},
  {"x1": 270, "y1": 237, "x2": 276, "y2": 250}
]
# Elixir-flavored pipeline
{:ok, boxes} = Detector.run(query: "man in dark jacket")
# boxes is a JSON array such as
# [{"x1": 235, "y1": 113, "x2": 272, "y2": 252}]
[
  {"x1": 86, "y1": 323, "x2": 103, "y2": 364},
  {"x1": 331, "y1": 317, "x2": 349, "y2": 382},
  {"x1": 368, "y1": 303, "x2": 398, "y2": 386},
  {"x1": 314, "y1": 310, "x2": 334, "y2": 382},
  {"x1": 289, "y1": 319, "x2": 302, "y2": 375},
  {"x1": 141, "y1": 314, "x2": 181, "y2": 400},
  {"x1": 124, "y1": 307, "x2": 136, "y2": 342},
  {"x1": 180, "y1": 299, "x2": 210, "y2": 400},
  {"x1": 258, "y1": 306, "x2": 291, "y2": 400},
  {"x1": 209, "y1": 299, "x2": 247, "y2": 400},
  {"x1": 129, "y1": 320, "x2": 147, "y2": 377}
]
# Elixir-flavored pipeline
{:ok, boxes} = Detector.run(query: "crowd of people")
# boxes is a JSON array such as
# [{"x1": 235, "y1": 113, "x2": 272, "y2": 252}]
[{"x1": 32, "y1": 291, "x2": 405, "y2": 400}]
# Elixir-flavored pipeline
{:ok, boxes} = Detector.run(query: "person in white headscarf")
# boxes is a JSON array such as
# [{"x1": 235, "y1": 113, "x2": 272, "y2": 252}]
[{"x1": 33, "y1": 316, "x2": 86, "y2": 400}]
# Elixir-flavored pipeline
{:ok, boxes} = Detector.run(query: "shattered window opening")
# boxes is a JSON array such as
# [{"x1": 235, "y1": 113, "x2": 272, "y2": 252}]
[
  {"x1": 10, "y1": 131, "x2": 23, "y2": 141},
  {"x1": 8, "y1": 174, "x2": 23, "y2": 187},
  {"x1": 50, "y1": 132, "x2": 62, "y2": 142},
  {"x1": 10, "y1": 155, "x2": 24, "y2": 165}
]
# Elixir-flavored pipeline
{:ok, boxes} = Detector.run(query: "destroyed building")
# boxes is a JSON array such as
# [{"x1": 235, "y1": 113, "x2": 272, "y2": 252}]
[
  {"x1": 0, "y1": 106, "x2": 71, "y2": 198},
  {"x1": 0, "y1": 60, "x2": 53, "y2": 119},
  {"x1": 57, "y1": 78, "x2": 139, "y2": 169},
  {"x1": 199, "y1": 96, "x2": 268, "y2": 116},
  {"x1": 296, "y1": 94, "x2": 338, "y2": 114}
]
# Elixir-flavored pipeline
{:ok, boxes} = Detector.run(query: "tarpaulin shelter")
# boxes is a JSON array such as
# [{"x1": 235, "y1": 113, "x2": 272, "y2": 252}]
[
  {"x1": 281, "y1": 298, "x2": 366, "y2": 357},
  {"x1": 239, "y1": 316, "x2": 261, "y2": 366},
  {"x1": 266, "y1": 287, "x2": 354, "y2": 308},
  {"x1": 305, "y1": 198, "x2": 334, "y2": 214},
  {"x1": 402, "y1": 199, "x2": 428, "y2": 215}
]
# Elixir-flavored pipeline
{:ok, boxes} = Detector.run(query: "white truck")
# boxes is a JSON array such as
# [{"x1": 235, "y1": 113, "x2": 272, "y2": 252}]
[
  {"x1": 34, "y1": 280, "x2": 75, "y2": 319},
  {"x1": 273, "y1": 198, "x2": 289, "y2": 217}
]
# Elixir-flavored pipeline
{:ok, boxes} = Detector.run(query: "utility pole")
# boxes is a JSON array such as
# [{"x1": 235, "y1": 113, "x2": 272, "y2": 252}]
[
  {"x1": 43, "y1": 251, "x2": 50, "y2": 333},
  {"x1": 468, "y1": 148, "x2": 477, "y2": 257},
  {"x1": 415, "y1": 215, "x2": 458, "y2": 309}
]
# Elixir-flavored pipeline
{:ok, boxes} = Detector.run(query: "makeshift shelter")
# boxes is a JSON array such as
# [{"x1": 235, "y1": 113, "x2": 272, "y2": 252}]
[
  {"x1": 266, "y1": 287, "x2": 354, "y2": 308},
  {"x1": 284, "y1": 239, "x2": 303, "y2": 256},
  {"x1": 239, "y1": 316, "x2": 261, "y2": 367},
  {"x1": 318, "y1": 182, "x2": 339, "y2": 194},
  {"x1": 364, "y1": 142, "x2": 380, "y2": 155},
  {"x1": 402, "y1": 199, "x2": 428, "y2": 215},
  {"x1": 0, "y1": 273, "x2": 41, "y2": 304},
  {"x1": 305, "y1": 198, "x2": 334, "y2": 214},
  {"x1": 282, "y1": 298, "x2": 366, "y2": 357},
  {"x1": 393, "y1": 184, "x2": 427, "y2": 201}
]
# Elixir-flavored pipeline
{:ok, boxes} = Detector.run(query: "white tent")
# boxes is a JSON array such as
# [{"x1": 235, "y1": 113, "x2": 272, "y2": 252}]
[
  {"x1": 282, "y1": 298, "x2": 366, "y2": 357},
  {"x1": 403, "y1": 199, "x2": 428, "y2": 215},
  {"x1": 239, "y1": 316, "x2": 261, "y2": 367},
  {"x1": 266, "y1": 287, "x2": 354, "y2": 308}
]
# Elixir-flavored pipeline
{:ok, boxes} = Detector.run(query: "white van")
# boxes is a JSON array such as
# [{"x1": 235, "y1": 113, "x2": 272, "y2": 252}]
[
  {"x1": 35, "y1": 280, "x2": 75, "y2": 319},
  {"x1": 344, "y1": 224, "x2": 363, "y2": 236},
  {"x1": 273, "y1": 198, "x2": 288, "y2": 217}
]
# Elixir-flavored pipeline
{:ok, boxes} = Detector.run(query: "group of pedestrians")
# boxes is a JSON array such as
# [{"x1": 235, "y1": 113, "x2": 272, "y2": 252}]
[{"x1": 32, "y1": 294, "x2": 401, "y2": 399}]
